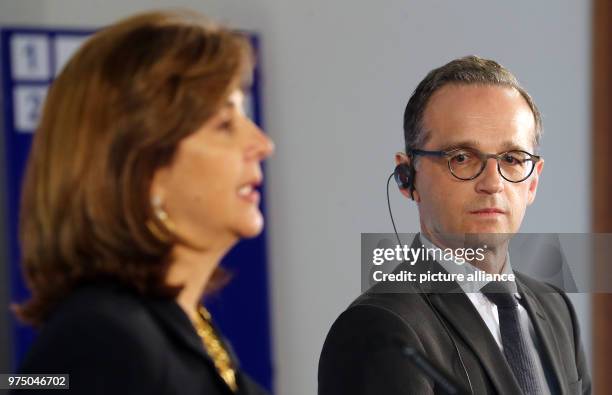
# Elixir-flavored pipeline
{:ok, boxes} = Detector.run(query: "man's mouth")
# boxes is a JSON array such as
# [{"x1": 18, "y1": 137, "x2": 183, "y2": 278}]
[{"x1": 469, "y1": 208, "x2": 505, "y2": 216}]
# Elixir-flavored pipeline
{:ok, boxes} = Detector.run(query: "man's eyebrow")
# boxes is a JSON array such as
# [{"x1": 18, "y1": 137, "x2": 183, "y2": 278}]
[
  {"x1": 439, "y1": 140, "x2": 530, "y2": 152},
  {"x1": 438, "y1": 140, "x2": 481, "y2": 151},
  {"x1": 498, "y1": 141, "x2": 529, "y2": 151}
]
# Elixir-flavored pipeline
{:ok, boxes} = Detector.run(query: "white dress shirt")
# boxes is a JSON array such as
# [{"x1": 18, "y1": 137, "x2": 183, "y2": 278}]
[{"x1": 419, "y1": 234, "x2": 553, "y2": 395}]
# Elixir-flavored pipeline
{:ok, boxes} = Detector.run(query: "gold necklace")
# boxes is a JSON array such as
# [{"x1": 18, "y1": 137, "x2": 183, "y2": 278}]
[{"x1": 193, "y1": 306, "x2": 238, "y2": 392}]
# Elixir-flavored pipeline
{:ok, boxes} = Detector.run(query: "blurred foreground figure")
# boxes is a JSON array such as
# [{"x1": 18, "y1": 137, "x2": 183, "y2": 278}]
[{"x1": 14, "y1": 9, "x2": 273, "y2": 395}]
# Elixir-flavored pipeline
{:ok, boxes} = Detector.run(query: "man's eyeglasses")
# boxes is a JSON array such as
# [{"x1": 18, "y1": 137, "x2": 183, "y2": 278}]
[{"x1": 409, "y1": 147, "x2": 541, "y2": 183}]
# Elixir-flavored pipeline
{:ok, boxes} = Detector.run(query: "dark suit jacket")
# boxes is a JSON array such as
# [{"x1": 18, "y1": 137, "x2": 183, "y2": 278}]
[
  {"x1": 14, "y1": 281, "x2": 268, "y2": 395},
  {"x1": 318, "y1": 236, "x2": 591, "y2": 395}
]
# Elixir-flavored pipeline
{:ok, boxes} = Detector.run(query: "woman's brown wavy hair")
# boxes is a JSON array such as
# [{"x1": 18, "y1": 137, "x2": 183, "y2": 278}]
[{"x1": 15, "y1": 9, "x2": 252, "y2": 326}]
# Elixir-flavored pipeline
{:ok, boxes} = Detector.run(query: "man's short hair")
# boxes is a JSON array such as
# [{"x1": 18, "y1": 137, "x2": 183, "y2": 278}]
[{"x1": 403, "y1": 55, "x2": 542, "y2": 153}]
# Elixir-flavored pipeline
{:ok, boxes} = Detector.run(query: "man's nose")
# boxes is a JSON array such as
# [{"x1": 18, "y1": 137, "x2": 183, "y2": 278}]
[{"x1": 475, "y1": 158, "x2": 503, "y2": 194}]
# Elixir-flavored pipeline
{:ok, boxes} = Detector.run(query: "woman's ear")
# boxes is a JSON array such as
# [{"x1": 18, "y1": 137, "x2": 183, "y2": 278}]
[{"x1": 150, "y1": 166, "x2": 170, "y2": 207}]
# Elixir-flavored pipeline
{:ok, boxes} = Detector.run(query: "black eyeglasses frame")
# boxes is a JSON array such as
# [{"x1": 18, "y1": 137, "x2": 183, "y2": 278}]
[{"x1": 408, "y1": 147, "x2": 541, "y2": 183}]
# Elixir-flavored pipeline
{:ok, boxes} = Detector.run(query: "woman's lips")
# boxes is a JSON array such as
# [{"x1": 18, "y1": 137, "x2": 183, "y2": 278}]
[{"x1": 238, "y1": 184, "x2": 260, "y2": 204}]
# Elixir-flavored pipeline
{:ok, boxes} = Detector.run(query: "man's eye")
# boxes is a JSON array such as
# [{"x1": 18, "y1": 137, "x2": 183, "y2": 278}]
[
  {"x1": 502, "y1": 153, "x2": 520, "y2": 164},
  {"x1": 451, "y1": 152, "x2": 471, "y2": 163}
]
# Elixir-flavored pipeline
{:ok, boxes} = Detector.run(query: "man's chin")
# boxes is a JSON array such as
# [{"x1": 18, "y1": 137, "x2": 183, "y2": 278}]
[
  {"x1": 464, "y1": 233, "x2": 512, "y2": 249},
  {"x1": 441, "y1": 224, "x2": 513, "y2": 248},
  {"x1": 461, "y1": 220, "x2": 512, "y2": 234}
]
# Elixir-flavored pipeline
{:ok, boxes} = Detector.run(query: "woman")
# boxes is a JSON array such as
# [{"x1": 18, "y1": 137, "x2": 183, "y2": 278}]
[{"x1": 14, "y1": 9, "x2": 273, "y2": 395}]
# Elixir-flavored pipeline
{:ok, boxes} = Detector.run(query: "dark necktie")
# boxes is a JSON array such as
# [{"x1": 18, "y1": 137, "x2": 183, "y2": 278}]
[{"x1": 482, "y1": 282, "x2": 544, "y2": 395}]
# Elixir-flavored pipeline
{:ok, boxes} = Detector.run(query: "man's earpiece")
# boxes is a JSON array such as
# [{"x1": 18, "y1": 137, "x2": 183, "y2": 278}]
[
  {"x1": 393, "y1": 162, "x2": 417, "y2": 200},
  {"x1": 393, "y1": 163, "x2": 412, "y2": 190}
]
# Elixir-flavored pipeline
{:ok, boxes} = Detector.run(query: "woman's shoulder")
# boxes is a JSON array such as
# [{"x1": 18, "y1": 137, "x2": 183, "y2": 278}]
[
  {"x1": 19, "y1": 281, "x2": 168, "y2": 388},
  {"x1": 43, "y1": 281, "x2": 162, "y2": 338}
]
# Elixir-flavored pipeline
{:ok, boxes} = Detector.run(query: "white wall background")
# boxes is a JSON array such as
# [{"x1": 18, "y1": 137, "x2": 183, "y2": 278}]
[{"x1": 0, "y1": 0, "x2": 592, "y2": 393}]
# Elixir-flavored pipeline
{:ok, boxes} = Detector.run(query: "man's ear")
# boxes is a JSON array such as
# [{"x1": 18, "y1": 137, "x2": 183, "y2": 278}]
[
  {"x1": 394, "y1": 152, "x2": 421, "y2": 202},
  {"x1": 394, "y1": 152, "x2": 408, "y2": 166},
  {"x1": 527, "y1": 158, "x2": 544, "y2": 206}
]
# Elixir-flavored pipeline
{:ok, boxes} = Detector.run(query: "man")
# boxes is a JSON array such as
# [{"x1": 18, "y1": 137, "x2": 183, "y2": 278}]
[{"x1": 318, "y1": 56, "x2": 590, "y2": 394}]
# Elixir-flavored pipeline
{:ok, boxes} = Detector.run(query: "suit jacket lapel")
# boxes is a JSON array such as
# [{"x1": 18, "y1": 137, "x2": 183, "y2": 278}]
[
  {"x1": 516, "y1": 276, "x2": 567, "y2": 394},
  {"x1": 407, "y1": 234, "x2": 523, "y2": 394},
  {"x1": 146, "y1": 297, "x2": 253, "y2": 394},
  {"x1": 145, "y1": 296, "x2": 213, "y2": 362},
  {"x1": 428, "y1": 292, "x2": 523, "y2": 394}
]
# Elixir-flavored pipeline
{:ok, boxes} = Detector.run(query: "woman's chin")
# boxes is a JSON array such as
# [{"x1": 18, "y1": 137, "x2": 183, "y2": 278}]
[{"x1": 236, "y1": 213, "x2": 264, "y2": 239}]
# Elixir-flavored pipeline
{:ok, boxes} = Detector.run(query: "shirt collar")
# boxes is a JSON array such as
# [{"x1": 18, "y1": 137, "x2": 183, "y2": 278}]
[{"x1": 418, "y1": 233, "x2": 519, "y2": 297}]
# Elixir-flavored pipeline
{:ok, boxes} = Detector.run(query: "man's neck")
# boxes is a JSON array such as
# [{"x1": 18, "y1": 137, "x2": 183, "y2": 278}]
[{"x1": 419, "y1": 231, "x2": 509, "y2": 274}]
